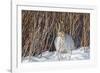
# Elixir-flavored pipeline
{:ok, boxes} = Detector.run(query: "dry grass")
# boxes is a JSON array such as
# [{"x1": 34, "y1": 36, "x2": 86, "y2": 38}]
[{"x1": 22, "y1": 10, "x2": 90, "y2": 57}]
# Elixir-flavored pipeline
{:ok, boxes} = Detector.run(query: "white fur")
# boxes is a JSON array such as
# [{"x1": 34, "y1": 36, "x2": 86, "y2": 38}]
[{"x1": 54, "y1": 34, "x2": 75, "y2": 60}]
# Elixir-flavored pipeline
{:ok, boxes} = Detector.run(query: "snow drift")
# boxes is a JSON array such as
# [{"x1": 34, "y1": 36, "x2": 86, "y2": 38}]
[{"x1": 22, "y1": 47, "x2": 90, "y2": 63}]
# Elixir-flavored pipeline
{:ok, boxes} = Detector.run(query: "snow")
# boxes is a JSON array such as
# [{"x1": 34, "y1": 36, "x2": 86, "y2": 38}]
[{"x1": 22, "y1": 47, "x2": 90, "y2": 63}]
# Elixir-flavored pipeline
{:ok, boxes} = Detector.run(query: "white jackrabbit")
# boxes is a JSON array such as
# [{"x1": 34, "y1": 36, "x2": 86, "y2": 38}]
[{"x1": 54, "y1": 31, "x2": 75, "y2": 60}]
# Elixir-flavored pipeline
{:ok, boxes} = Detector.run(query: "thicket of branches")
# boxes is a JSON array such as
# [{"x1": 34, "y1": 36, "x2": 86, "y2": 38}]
[{"x1": 22, "y1": 10, "x2": 90, "y2": 57}]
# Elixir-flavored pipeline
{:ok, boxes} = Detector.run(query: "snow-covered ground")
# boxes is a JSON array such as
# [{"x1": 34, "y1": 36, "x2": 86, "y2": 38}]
[{"x1": 22, "y1": 47, "x2": 90, "y2": 63}]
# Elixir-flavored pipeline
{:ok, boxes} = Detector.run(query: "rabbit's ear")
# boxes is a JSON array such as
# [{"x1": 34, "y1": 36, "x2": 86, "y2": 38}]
[
  {"x1": 57, "y1": 23, "x2": 60, "y2": 32},
  {"x1": 55, "y1": 23, "x2": 58, "y2": 32},
  {"x1": 55, "y1": 23, "x2": 59, "y2": 33}
]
